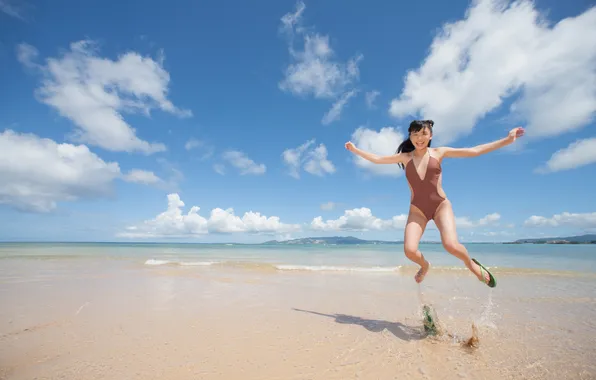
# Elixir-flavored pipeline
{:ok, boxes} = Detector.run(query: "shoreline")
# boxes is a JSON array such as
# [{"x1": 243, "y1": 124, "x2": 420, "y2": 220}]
[{"x1": 1, "y1": 257, "x2": 595, "y2": 379}]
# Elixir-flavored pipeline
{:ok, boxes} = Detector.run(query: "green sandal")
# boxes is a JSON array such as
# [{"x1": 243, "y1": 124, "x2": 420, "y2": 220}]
[{"x1": 472, "y1": 258, "x2": 496, "y2": 288}]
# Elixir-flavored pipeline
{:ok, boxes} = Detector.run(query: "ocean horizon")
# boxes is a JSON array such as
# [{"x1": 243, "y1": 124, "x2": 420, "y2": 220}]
[{"x1": 2, "y1": 240, "x2": 595, "y2": 275}]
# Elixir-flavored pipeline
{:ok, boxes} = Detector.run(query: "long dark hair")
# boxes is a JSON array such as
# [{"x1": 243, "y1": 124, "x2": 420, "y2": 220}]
[{"x1": 396, "y1": 120, "x2": 434, "y2": 169}]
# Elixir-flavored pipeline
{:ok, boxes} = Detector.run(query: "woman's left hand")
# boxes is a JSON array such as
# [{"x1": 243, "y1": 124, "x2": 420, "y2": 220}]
[{"x1": 508, "y1": 127, "x2": 525, "y2": 142}]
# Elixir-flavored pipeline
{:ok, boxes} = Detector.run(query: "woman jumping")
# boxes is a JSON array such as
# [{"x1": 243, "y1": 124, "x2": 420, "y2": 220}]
[{"x1": 345, "y1": 120, "x2": 524, "y2": 287}]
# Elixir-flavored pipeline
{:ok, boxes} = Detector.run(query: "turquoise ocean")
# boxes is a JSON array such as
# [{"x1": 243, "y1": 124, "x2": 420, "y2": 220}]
[{"x1": 1, "y1": 242, "x2": 595, "y2": 275}]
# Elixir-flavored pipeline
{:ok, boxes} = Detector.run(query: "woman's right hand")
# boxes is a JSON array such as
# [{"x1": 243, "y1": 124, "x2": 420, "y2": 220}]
[{"x1": 345, "y1": 141, "x2": 356, "y2": 152}]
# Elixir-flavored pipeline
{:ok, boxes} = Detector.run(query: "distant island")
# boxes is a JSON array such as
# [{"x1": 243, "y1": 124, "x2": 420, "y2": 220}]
[
  {"x1": 506, "y1": 234, "x2": 596, "y2": 245},
  {"x1": 262, "y1": 234, "x2": 596, "y2": 245},
  {"x1": 262, "y1": 236, "x2": 403, "y2": 245}
]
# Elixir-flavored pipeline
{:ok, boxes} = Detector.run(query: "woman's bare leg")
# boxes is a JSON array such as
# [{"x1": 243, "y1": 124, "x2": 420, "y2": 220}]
[
  {"x1": 404, "y1": 208, "x2": 430, "y2": 283},
  {"x1": 433, "y1": 201, "x2": 489, "y2": 283}
]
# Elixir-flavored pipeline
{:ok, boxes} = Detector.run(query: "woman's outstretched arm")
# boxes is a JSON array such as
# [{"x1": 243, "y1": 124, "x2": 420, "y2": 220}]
[
  {"x1": 439, "y1": 127, "x2": 524, "y2": 158},
  {"x1": 345, "y1": 141, "x2": 407, "y2": 164}
]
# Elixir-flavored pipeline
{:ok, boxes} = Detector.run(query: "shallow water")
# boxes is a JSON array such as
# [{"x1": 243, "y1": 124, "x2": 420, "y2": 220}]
[{"x1": 1, "y1": 243, "x2": 595, "y2": 379}]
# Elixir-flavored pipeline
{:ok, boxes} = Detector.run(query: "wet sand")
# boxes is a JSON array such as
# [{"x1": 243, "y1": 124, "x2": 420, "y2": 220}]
[{"x1": 1, "y1": 259, "x2": 595, "y2": 379}]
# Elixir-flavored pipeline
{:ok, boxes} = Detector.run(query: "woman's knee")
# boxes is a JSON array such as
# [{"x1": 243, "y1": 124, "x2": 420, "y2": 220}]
[
  {"x1": 404, "y1": 244, "x2": 419, "y2": 258},
  {"x1": 442, "y1": 239, "x2": 461, "y2": 253}
]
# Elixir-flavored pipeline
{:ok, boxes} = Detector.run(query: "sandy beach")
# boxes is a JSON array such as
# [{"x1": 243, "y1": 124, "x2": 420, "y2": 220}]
[{"x1": 1, "y1": 255, "x2": 595, "y2": 380}]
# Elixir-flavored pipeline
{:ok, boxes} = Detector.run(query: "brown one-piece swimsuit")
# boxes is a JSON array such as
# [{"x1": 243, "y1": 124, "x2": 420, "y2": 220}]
[{"x1": 405, "y1": 153, "x2": 446, "y2": 221}]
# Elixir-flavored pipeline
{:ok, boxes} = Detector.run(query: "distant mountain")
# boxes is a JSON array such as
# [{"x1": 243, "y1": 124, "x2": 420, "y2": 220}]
[
  {"x1": 509, "y1": 234, "x2": 596, "y2": 244},
  {"x1": 262, "y1": 236, "x2": 402, "y2": 245}
]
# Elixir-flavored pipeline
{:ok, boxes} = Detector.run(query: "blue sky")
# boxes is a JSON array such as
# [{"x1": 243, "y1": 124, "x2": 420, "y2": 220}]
[{"x1": 0, "y1": 0, "x2": 595, "y2": 243}]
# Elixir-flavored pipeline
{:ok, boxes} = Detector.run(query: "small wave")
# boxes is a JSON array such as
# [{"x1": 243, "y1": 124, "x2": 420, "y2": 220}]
[
  {"x1": 144, "y1": 259, "x2": 217, "y2": 266},
  {"x1": 141, "y1": 259, "x2": 596, "y2": 278},
  {"x1": 275, "y1": 265, "x2": 402, "y2": 273},
  {"x1": 144, "y1": 259, "x2": 171, "y2": 266}
]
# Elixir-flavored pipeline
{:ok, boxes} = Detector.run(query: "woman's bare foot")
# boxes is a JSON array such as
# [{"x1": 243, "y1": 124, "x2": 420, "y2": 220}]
[{"x1": 415, "y1": 260, "x2": 430, "y2": 283}]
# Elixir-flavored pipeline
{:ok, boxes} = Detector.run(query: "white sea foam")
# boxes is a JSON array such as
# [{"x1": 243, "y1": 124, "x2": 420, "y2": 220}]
[
  {"x1": 144, "y1": 259, "x2": 171, "y2": 266},
  {"x1": 144, "y1": 259, "x2": 217, "y2": 266},
  {"x1": 275, "y1": 265, "x2": 401, "y2": 272}
]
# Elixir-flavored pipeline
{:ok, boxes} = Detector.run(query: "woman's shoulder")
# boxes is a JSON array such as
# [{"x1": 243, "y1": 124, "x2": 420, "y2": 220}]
[{"x1": 429, "y1": 147, "x2": 445, "y2": 163}]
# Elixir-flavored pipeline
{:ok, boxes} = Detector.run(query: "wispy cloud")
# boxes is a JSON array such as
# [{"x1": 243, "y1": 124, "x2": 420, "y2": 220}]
[
  {"x1": 321, "y1": 90, "x2": 358, "y2": 125},
  {"x1": 279, "y1": 1, "x2": 362, "y2": 124},
  {"x1": 536, "y1": 138, "x2": 596, "y2": 173},
  {"x1": 123, "y1": 170, "x2": 162, "y2": 185},
  {"x1": 524, "y1": 212, "x2": 596, "y2": 228},
  {"x1": 220, "y1": 150, "x2": 266, "y2": 175},
  {"x1": 185, "y1": 138, "x2": 215, "y2": 160},
  {"x1": 320, "y1": 202, "x2": 336, "y2": 211},
  {"x1": 365, "y1": 90, "x2": 380, "y2": 109},
  {"x1": 454, "y1": 213, "x2": 501, "y2": 229},
  {"x1": 0, "y1": 0, "x2": 25, "y2": 19}
]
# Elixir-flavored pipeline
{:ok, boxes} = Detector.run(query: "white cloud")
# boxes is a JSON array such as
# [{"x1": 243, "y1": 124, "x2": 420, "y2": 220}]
[
  {"x1": 123, "y1": 169, "x2": 162, "y2": 185},
  {"x1": 118, "y1": 193, "x2": 301, "y2": 238},
  {"x1": 221, "y1": 150, "x2": 266, "y2": 175},
  {"x1": 303, "y1": 144, "x2": 335, "y2": 177},
  {"x1": 310, "y1": 208, "x2": 408, "y2": 232},
  {"x1": 16, "y1": 43, "x2": 37, "y2": 66},
  {"x1": 213, "y1": 164, "x2": 226, "y2": 176},
  {"x1": 0, "y1": 0, "x2": 24, "y2": 19},
  {"x1": 17, "y1": 40, "x2": 191, "y2": 154},
  {"x1": 282, "y1": 139, "x2": 335, "y2": 178},
  {"x1": 0, "y1": 130, "x2": 121, "y2": 212},
  {"x1": 350, "y1": 126, "x2": 405, "y2": 177},
  {"x1": 320, "y1": 202, "x2": 336, "y2": 211},
  {"x1": 537, "y1": 138, "x2": 596, "y2": 173},
  {"x1": 388, "y1": 0, "x2": 596, "y2": 145},
  {"x1": 279, "y1": 1, "x2": 362, "y2": 123},
  {"x1": 455, "y1": 213, "x2": 501, "y2": 228},
  {"x1": 154, "y1": 158, "x2": 184, "y2": 192},
  {"x1": 185, "y1": 138, "x2": 202, "y2": 150},
  {"x1": 185, "y1": 138, "x2": 214, "y2": 160},
  {"x1": 524, "y1": 212, "x2": 596, "y2": 228},
  {"x1": 365, "y1": 90, "x2": 380, "y2": 109},
  {"x1": 308, "y1": 208, "x2": 501, "y2": 234},
  {"x1": 321, "y1": 90, "x2": 358, "y2": 125}
]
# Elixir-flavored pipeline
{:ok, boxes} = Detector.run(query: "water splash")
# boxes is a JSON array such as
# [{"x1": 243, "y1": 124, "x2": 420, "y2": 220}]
[{"x1": 476, "y1": 290, "x2": 499, "y2": 330}]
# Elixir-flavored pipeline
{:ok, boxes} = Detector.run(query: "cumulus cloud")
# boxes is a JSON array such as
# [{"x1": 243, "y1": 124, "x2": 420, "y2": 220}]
[
  {"x1": 310, "y1": 208, "x2": 408, "y2": 232},
  {"x1": 0, "y1": 130, "x2": 122, "y2": 212},
  {"x1": 311, "y1": 208, "x2": 502, "y2": 232},
  {"x1": 282, "y1": 139, "x2": 335, "y2": 178},
  {"x1": 220, "y1": 150, "x2": 266, "y2": 175},
  {"x1": 0, "y1": 130, "x2": 172, "y2": 212},
  {"x1": 524, "y1": 212, "x2": 596, "y2": 228},
  {"x1": 350, "y1": 126, "x2": 405, "y2": 177},
  {"x1": 388, "y1": 0, "x2": 596, "y2": 145},
  {"x1": 537, "y1": 138, "x2": 596, "y2": 173},
  {"x1": 279, "y1": 1, "x2": 362, "y2": 123},
  {"x1": 17, "y1": 40, "x2": 191, "y2": 154},
  {"x1": 118, "y1": 193, "x2": 301, "y2": 238}
]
